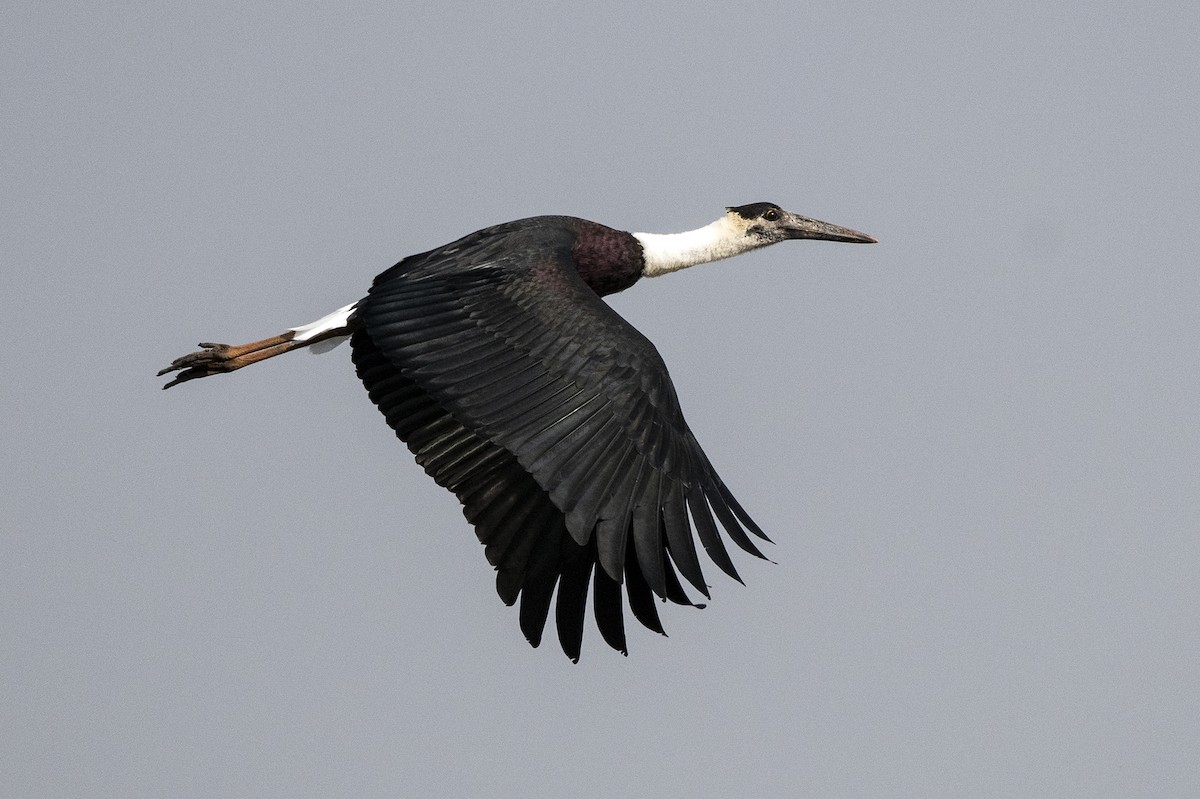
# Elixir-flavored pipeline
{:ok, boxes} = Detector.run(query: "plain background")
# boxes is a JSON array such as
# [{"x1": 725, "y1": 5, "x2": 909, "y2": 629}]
[{"x1": 3, "y1": 2, "x2": 1197, "y2": 796}]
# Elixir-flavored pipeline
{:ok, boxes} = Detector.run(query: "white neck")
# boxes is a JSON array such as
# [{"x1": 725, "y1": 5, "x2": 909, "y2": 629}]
[{"x1": 633, "y1": 215, "x2": 759, "y2": 278}]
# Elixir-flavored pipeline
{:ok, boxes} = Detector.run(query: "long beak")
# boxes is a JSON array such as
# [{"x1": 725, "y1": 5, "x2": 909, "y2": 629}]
[{"x1": 783, "y1": 212, "x2": 877, "y2": 244}]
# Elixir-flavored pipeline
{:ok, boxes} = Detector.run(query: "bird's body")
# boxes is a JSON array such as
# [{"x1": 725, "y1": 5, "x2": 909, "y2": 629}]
[{"x1": 161, "y1": 203, "x2": 874, "y2": 660}]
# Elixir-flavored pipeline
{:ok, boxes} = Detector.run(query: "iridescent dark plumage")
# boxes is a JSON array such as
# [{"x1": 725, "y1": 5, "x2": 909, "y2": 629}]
[{"x1": 159, "y1": 205, "x2": 875, "y2": 661}]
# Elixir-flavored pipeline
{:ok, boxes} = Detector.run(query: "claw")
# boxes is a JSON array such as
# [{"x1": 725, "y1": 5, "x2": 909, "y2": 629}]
[{"x1": 160, "y1": 372, "x2": 203, "y2": 390}]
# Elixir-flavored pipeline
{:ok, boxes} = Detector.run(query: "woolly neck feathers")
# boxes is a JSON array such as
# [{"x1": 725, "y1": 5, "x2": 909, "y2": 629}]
[{"x1": 633, "y1": 214, "x2": 759, "y2": 278}]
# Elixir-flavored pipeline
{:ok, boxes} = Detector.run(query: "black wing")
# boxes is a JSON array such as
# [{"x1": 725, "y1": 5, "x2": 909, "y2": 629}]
[{"x1": 351, "y1": 219, "x2": 769, "y2": 660}]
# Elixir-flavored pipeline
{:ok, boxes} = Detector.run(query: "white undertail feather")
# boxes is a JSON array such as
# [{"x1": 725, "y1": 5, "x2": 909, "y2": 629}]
[
  {"x1": 307, "y1": 335, "x2": 350, "y2": 354},
  {"x1": 633, "y1": 213, "x2": 761, "y2": 278},
  {"x1": 289, "y1": 302, "x2": 358, "y2": 343}
]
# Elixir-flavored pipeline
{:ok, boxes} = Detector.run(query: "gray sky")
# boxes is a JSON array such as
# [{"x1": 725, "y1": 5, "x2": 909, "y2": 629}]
[{"x1": 4, "y1": 1, "x2": 1198, "y2": 796}]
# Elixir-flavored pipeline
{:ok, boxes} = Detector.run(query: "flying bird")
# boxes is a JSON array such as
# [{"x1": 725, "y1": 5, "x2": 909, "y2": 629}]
[{"x1": 160, "y1": 203, "x2": 875, "y2": 661}]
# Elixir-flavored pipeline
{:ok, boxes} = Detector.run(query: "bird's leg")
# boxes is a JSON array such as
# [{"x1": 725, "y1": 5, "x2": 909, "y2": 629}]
[
  {"x1": 159, "y1": 302, "x2": 359, "y2": 389},
  {"x1": 158, "y1": 331, "x2": 305, "y2": 389}
]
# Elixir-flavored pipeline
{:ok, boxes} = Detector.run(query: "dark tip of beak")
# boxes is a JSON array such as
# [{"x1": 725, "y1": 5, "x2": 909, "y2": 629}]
[{"x1": 829, "y1": 228, "x2": 878, "y2": 244}]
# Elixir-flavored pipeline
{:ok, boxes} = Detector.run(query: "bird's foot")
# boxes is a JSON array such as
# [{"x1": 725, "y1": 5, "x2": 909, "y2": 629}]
[
  {"x1": 158, "y1": 334, "x2": 298, "y2": 389},
  {"x1": 158, "y1": 342, "x2": 245, "y2": 389}
]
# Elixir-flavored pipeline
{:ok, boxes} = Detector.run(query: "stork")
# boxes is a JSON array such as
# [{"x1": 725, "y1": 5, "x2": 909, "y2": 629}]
[{"x1": 160, "y1": 203, "x2": 875, "y2": 661}]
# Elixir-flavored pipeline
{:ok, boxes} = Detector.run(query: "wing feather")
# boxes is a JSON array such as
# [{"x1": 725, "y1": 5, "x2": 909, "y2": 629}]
[
  {"x1": 591, "y1": 564, "x2": 627, "y2": 655},
  {"x1": 554, "y1": 546, "x2": 594, "y2": 663}
]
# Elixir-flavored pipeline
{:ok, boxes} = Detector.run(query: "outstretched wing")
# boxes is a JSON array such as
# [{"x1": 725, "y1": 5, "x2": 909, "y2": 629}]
[{"x1": 352, "y1": 220, "x2": 769, "y2": 659}]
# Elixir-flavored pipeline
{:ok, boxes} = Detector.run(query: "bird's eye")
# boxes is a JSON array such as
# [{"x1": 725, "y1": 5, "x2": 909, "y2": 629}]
[{"x1": 763, "y1": 208, "x2": 779, "y2": 221}]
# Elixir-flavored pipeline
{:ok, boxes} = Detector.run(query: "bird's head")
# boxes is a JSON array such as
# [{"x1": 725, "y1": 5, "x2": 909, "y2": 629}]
[
  {"x1": 724, "y1": 202, "x2": 877, "y2": 246},
  {"x1": 635, "y1": 202, "x2": 875, "y2": 277}
]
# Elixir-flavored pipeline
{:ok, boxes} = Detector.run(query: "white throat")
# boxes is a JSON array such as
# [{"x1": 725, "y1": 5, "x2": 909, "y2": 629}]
[{"x1": 633, "y1": 215, "x2": 759, "y2": 278}]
